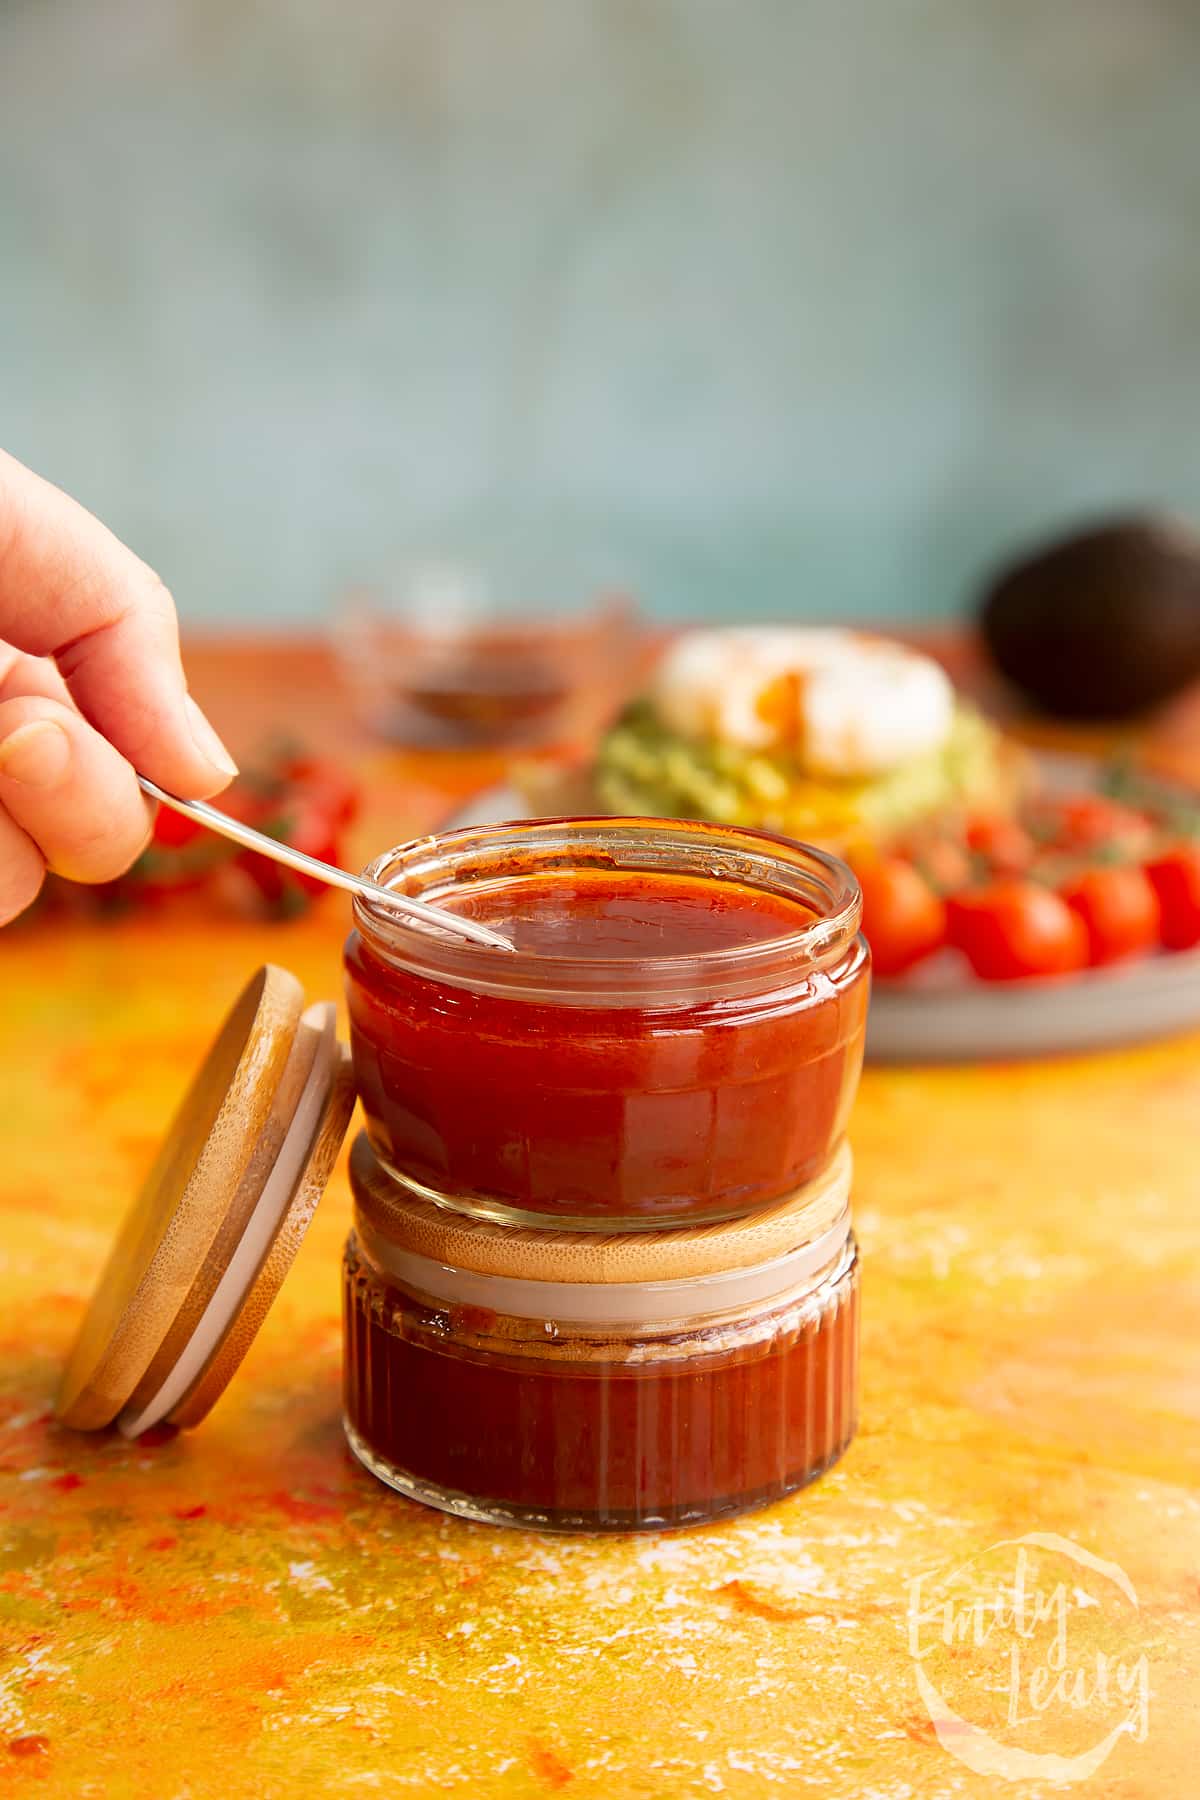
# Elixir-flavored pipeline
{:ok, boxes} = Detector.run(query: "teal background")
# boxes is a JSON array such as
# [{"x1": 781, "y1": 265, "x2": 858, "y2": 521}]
[{"x1": 2, "y1": 0, "x2": 1200, "y2": 629}]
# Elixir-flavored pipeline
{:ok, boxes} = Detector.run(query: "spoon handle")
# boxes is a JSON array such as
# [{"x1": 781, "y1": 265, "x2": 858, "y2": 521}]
[{"x1": 137, "y1": 776, "x2": 513, "y2": 953}]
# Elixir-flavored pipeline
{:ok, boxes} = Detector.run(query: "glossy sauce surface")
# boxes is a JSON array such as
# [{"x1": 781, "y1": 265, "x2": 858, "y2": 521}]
[
  {"x1": 443, "y1": 868, "x2": 815, "y2": 957},
  {"x1": 343, "y1": 1236, "x2": 859, "y2": 1530},
  {"x1": 345, "y1": 865, "x2": 868, "y2": 1226}
]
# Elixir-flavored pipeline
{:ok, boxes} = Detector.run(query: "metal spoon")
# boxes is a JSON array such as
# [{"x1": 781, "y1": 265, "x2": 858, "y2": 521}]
[{"x1": 137, "y1": 775, "x2": 514, "y2": 953}]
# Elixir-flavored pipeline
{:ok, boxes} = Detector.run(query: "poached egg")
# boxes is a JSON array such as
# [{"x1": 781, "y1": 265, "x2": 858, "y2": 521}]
[{"x1": 650, "y1": 628, "x2": 956, "y2": 779}]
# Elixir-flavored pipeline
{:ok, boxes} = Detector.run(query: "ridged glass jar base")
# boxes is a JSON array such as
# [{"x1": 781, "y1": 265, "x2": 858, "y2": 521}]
[
  {"x1": 344, "y1": 1418, "x2": 854, "y2": 1533},
  {"x1": 342, "y1": 1231, "x2": 859, "y2": 1533}
]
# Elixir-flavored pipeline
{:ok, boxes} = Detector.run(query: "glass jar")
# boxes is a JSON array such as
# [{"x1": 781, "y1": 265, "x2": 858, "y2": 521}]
[
  {"x1": 343, "y1": 1134, "x2": 859, "y2": 1532},
  {"x1": 344, "y1": 818, "x2": 868, "y2": 1230}
]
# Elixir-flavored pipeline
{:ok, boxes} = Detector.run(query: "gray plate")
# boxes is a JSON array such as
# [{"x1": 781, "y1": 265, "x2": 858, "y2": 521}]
[{"x1": 441, "y1": 775, "x2": 1200, "y2": 1061}]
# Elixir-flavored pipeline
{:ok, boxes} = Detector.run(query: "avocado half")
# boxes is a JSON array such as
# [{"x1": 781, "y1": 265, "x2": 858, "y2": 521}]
[{"x1": 980, "y1": 516, "x2": 1200, "y2": 719}]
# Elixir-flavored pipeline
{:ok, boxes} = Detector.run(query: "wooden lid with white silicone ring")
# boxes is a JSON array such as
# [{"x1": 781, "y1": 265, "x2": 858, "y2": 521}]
[
  {"x1": 349, "y1": 1131, "x2": 852, "y2": 1287},
  {"x1": 56, "y1": 965, "x2": 355, "y2": 1435}
]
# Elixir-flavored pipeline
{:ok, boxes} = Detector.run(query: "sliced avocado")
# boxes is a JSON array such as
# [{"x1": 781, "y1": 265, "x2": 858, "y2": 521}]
[{"x1": 594, "y1": 702, "x2": 1011, "y2": 844}]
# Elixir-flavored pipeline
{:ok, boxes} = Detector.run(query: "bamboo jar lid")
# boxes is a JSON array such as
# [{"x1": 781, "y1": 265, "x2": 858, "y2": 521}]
[
  {"x1": 57, "y1": 966, "x2": 355, "y2": 1435},
  {"x1": 349, "y1": 1132, "x2": 852, "y2": 1286}
]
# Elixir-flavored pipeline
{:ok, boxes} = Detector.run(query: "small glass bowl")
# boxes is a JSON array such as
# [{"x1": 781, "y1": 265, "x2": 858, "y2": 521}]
[{"x1": 334, "y1": 532, "x2": 638, "y2": 748}]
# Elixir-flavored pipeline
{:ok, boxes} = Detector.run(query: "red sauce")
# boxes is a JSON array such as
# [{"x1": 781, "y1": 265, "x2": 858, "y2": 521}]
[
  {"x1": 344, "y1": 866, "x2": 869, "y2": 1227},
  {"x1": 342, "y1": 1235, "x2": 859, "y2": 1531},
  {"x1": 442, "y1": 869, "x2": 814, "y2": 957}
]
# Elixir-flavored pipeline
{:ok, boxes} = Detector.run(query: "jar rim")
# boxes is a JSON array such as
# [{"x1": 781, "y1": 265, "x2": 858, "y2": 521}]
[{"x1": 352, "y1": 817, "x2": 862, "y2": 1004}]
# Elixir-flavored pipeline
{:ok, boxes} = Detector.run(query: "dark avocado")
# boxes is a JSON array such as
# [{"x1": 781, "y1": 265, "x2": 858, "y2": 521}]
[{"x1": 980, "y1": 516, "x2": 1200, "y2": 719}]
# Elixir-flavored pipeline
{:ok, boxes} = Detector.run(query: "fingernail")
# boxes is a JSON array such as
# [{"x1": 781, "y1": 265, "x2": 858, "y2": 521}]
[
  {"x1": 185, "y1": 696, "x2": 239, "y2": 778},
  {"x1": 0, "y1": 719, "x2": 71, "y2": 787}
]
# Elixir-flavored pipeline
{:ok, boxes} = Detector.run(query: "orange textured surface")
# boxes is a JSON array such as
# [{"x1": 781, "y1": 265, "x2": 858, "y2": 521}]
[{"x1": 0, "y1": 641, "x2": 1196, "y2": 1798}]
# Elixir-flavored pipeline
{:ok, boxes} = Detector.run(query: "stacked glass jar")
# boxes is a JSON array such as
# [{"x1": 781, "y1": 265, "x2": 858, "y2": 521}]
[{"x1": 342, "y1": 819, "x2": 868, "y2": 1531}]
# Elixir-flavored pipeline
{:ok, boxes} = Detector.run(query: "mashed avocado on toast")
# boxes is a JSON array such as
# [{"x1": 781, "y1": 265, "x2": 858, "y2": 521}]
[{"x1": 594, "y1": 701, "x2": 1017, "y2": 848}]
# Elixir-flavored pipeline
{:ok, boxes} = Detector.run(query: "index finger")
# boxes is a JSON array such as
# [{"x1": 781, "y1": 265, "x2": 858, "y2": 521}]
[{"x1": 0, "y1": 450, "x2": 237, "y2": 796}]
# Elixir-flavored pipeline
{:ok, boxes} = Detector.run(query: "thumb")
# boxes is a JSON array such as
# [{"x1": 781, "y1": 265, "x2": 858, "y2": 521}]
[{"x1": 0, "y1": 451, "x2": 237, "y2": 797}]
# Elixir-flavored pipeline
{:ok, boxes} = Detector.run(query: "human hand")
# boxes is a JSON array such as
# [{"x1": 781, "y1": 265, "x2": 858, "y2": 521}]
[{"x1": 0, "y1": 450, "x2": 237, "y2": 923}]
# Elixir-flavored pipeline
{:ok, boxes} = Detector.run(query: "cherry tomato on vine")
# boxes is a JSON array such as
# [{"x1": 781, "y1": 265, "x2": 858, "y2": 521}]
[
  {"x1": 235, "y1": 794, "x2": 343, "y2": 906},
  {"x1": 904, "y1": 835, "x2": 973, "y2": 894},
  {"x1": 280, "y1": 754, "x2": 360, "y2": 828},
  {"x1": 1032, "y1": 794, "x2": 1154, "y2": 857},
  {"x1": 965, "y1": 815, "x2": 1036, "y2": 875},
  {"x1": 150, "y1": 804, "x2": 205, "y2": 850}
]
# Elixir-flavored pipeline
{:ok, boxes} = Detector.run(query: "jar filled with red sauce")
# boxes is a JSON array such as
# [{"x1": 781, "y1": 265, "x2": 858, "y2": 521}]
[
  {"x1": 344, "y1": 819, "x2": 868, "y2": 1229},
  {"x1": 344, "y1": 1132, "x2": 859, "y2": 1531}
]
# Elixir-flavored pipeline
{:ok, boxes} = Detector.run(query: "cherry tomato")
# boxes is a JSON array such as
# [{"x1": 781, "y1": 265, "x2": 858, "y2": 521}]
[
  {"x1": 282, "y1": 755, "x2": 361, "y2": 828},
  {"x1": 46, "y1": 745, "x2": 360, "y2": 922},
  {"x1": 1145, "y1": 845, "x2": 1200, "y2": 950},
  {"x1": 855, "y1": 857, "x2": 946, "y2": 977},
  {"x1": 1031, "y1": 794, "x2": 1154, "y2": 857},
  {"x1": 236, "y1": 796, "x2": 342, "y2": 908},
  {"x1": 228, "y1": 755, "x2": 359, "y2": 912},
  {"x1": 150, "y1": 804, "x2": 205, "y2": 849},
  {"x1": 1059, "y1": 866, "x2": 1160, "y2": 967},
  {"x1": 903, "y1": 835, "x2": 973, "y2": 894},
  {"x1": 946, "y1": 880, "x2": 1088, "y2": 981},
  {"x1": 965, "y1": 815, "x2": 1035, "y2": 875},
  {"x1": 282, "y1": 801, "x2": 343, "y2": 897}
]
